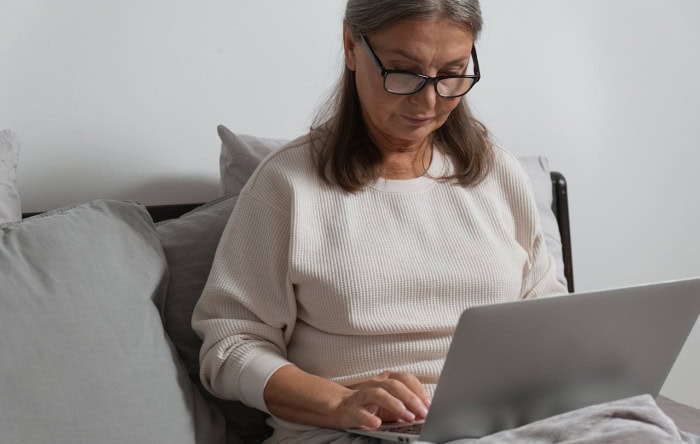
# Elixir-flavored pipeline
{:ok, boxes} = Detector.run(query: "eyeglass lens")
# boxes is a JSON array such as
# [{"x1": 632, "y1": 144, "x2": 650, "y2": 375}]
[{"x1": 384, "y1": 74, "x2": 476, "y2": 97}]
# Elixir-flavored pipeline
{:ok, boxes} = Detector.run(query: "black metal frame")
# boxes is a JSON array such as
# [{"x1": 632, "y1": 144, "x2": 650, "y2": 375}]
[{"x1": 550, "y1": 171, "x2": 574, "y2": 293}]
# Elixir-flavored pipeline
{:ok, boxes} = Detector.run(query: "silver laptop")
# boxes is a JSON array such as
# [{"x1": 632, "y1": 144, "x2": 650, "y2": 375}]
[{"x1": 349, "y1": 277, "x2": 700, "y2": 443}]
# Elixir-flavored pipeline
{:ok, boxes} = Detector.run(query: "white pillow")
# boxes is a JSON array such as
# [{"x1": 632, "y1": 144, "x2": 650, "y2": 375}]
[
  {"x1": 0, "y1": 130, "x2": 21, "y2": 223},
  {"x1": 217, "y1": 125, "x2": 568, "y2": 289}
]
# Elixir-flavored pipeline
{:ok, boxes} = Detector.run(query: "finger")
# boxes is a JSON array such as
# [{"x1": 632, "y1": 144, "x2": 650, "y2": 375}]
[
  {"x1": 338, "y1": 389, "x2": 405, "y2": 430},
  {"x1": 352, "y1": 408, "x2": 382, "y2": 430},
  {"x1": 388, "y1": 372, "x2": 432, "y2": 408},
  {"x1": 360, "y1": 387, "x2": 417, "y2": 422},
  {"x1": 377, "y1": 377, "x2": 429, "y2": 420}
]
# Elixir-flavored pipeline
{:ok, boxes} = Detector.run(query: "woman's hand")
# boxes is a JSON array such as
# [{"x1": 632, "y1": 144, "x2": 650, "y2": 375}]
[
  {"x1": 264, "y1": 366, "x2": 431, "y2": 432},
  {"x1": 335, "y1": 371, "x2": 432, "y2": 430}
]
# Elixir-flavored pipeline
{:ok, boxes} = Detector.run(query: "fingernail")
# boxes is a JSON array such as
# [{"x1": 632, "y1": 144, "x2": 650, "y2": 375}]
[
  {"x1": 417, "y1": 405, "x2": 429, "y2": 417},
  {"x1": 402, "y1": 409, "x2": 416, "y2": 422}
]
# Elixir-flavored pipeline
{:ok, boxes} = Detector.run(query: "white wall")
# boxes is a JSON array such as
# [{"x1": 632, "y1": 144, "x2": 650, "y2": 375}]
[
  {"x1": 472, "y1": 0, "x2": 700, "y2": 408},
  {"x1": 2, "y1": 1, "x2": 699, "y2": 407}
]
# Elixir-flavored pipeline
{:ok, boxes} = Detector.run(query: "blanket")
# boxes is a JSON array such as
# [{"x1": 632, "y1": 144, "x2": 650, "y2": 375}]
[{"x1": 432, "y1": 395, "x2": 699, "y2": 444}]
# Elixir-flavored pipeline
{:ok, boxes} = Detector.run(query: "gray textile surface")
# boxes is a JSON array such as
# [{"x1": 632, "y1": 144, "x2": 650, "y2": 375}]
[
  {"x1": 156, "y1": 195, "x2": 272, "y2": 443},
  {"x1": 157, "y1": 195, "x2": 239, "y2": 377},
  {"x1": 0, "y1": 129, "x2": 21, "y2": 223},
  {"x1": 217, "y1": 125, "x2": 287, "y2": 197},
  {"x1": 658, "y1": 395, "x2": 700, "y2": 436},
  {"x1": 437, "y1": 395, "x2": 699, "y2": 444},
  {"x1": 0, "y1": 200, "x2": 225, "y2": 444}
]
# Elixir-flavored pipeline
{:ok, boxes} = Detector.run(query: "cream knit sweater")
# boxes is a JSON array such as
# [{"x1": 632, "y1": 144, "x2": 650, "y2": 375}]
[{"x1": 192, "y1": 134, "x2": 566, "y2": 438}]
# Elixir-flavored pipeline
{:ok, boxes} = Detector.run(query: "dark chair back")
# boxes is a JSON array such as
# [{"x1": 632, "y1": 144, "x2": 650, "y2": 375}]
[{"x1": 550, "y1": 172, "x2": 574, "y2": 292}]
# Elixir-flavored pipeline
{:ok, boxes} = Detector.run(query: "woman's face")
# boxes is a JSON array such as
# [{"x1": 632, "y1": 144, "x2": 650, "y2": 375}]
[{"x1": 344, "y1": 18, "x2": 475, "y2": 151}]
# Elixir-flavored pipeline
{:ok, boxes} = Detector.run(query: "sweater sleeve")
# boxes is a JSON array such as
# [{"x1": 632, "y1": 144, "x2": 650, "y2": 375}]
[
  {"x1": 519, "y1": 188, "x2": 568, "y2": 299},
  {"x1": 191, "y1": 190, "x2": 296, "y2": 413},
  {"x1": 520, "y1": 217, "x2": 568, "y2": 299}
]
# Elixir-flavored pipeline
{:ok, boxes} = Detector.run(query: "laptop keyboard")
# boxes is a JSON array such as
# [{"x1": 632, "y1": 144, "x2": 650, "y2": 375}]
[{"x1": 381, "y1": 422, "x2": 424, "y2": 435}]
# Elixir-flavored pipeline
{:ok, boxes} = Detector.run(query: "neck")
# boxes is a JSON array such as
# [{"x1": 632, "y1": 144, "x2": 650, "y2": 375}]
[{"x1": 379, "y1": 144, "x2": 433, "y2": 179}]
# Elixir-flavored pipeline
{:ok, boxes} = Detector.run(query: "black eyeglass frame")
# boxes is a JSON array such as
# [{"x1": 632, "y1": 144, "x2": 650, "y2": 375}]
[{"x1": 360, "y1": 34, "x2": 481, "y2": 98}]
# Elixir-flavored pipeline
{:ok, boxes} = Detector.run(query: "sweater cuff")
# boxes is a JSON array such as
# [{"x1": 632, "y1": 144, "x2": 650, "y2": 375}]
[{"x1": 239, "y1": 349, "x2": 292, "y2": 413}]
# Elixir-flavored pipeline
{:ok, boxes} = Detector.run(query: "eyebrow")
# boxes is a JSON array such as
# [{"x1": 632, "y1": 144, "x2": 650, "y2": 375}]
[{"x1": 385, "y1": 48, "x2": 468, "y2": 67}]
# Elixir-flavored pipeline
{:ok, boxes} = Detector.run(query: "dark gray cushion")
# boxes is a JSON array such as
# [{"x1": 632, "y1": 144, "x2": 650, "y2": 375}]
[
  {"x1": 158, "y1": 195, "x2": 239, "y2": 377},
  {"x1": 0, "y1": 199, "x2": 224, "y2": 444},
  {"x1": 156, "y1": 195, "x2": 271, "y2": 443}
]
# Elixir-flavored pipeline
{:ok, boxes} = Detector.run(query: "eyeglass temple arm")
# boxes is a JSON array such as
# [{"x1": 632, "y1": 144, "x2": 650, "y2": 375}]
[
  {"x1": 471, "y1": 46, "x2": 480, "y2": 77},
  {"x1": 360, "y1": 35, "x2": 385, "y2": 73}
]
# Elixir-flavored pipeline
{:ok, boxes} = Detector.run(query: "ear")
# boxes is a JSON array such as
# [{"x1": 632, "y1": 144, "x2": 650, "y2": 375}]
[{"x1": 343, "y1": 22, "x2": 358, "y2": 71}]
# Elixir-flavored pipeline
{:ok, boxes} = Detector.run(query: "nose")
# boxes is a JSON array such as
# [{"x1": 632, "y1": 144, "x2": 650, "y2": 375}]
[{"x1": 409, "y1": 79, "x2": 438, "y2": 110}]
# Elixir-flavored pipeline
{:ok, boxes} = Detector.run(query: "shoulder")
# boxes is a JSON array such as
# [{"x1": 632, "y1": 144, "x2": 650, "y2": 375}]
[
  {"x1": 249, "y1": 133, "x2": 314, "y2": 182},
  {"x1": 241, "y1": 132, "x2": 324, "y2": 210},
  {"x1": 490, "y1": 145, "x2": 529, "y2": 182},
  {"x1": 479, "y1": 144, "x2": 538, "y2": 215},
  {"x1": 486, "y1": 145, "x2": 534, "y2": 194},
  {"x1": 247, "y1": 133, "x2": 315, "y2": 184}
]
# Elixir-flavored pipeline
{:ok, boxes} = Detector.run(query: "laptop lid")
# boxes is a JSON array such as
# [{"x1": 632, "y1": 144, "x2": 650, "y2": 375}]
[{"x1": 350, "y1": 277, "x2": 700, "y2": 443}]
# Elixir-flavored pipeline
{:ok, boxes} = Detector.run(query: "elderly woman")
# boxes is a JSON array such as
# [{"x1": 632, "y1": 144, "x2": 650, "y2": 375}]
[{"x1": 192, "y1": 0, "x2": 566, "y2": 442}]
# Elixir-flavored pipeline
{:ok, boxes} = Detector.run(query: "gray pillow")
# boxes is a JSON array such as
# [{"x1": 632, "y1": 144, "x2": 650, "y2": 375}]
[
  {"x1": 0, "y1": 199, "x2": 224, "y2": 444},
  {"x1": 0, "y1": 129, "x2": 21, "y2": 223},
  {"x1": 218, "y1": 125, "x2": 287, "y2": 197},
  {"x1": 157, "y1": 195, "x2": 239, "y2": 377},
  {"x1": 156, "y1": 195, "x2": 272, "y2": 443}
]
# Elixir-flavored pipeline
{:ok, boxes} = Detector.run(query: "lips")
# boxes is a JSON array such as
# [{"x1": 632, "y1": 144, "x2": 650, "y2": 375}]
[{"x1": 402, "y1": 115, "x2": 433, "y2": 125}]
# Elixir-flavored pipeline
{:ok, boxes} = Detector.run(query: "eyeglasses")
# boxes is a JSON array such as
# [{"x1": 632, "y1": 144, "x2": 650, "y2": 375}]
[{"x1": 360, "y1": 34, "x2": 480, "y2": 98}]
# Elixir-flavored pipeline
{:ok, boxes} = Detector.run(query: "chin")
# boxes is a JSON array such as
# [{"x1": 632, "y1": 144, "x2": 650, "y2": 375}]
[{"x1": 397, "y1": 126, "x2": 435, "y2": 143}]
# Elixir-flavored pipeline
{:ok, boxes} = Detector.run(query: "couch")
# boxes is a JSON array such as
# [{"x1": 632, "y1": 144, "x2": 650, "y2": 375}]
[{"x1": 1, "y1": 127, "x2": 698, "y2": 443}]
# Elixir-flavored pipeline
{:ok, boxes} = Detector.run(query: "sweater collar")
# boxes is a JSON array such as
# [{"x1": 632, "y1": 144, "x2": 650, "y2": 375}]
[{"x1": 369, "y1": 147, "x2": 447, "y2": 193}]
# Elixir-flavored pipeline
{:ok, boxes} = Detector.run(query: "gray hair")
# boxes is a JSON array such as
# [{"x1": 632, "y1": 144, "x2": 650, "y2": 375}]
[{"x1": 344, "y1": 0, "x2": 482, "y2": 39}]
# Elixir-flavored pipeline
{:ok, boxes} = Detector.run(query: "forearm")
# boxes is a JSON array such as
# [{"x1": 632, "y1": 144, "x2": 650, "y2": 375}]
[{"x1": 263, "y1": 364, "x2": 354, "y2": 430}]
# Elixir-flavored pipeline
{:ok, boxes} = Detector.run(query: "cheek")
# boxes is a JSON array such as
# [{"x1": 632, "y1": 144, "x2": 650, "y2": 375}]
[
  {"x1": 358, "y1": 76, "x2": 404, "y2": 118},
  {"x1": 356, "y1": 70, "x2": 383, "y2": 108},
  {"x1": 439, "y1": 98, "x2": 461, "y2": 115},
  {"x1": 435, "y1": 99, "x2": 461, "y2": 123}
]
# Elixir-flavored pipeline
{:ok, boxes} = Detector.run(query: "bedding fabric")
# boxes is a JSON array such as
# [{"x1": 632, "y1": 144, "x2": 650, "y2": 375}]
[
  {"x1": 216, "y1": 124, "x2": 568, "y2": 288},
  {"x1": 657, "y1": 396, "x2": 700, "y2": 436},
  {"x1": 431, "y1": 395, "x2": 699, "y2": 444},
  {"x1": 0, "y1": 129, "x2": 21, "y2": 223},
  {"x1": 0, "y1": 199, "x2": 224, "y2": 444}
]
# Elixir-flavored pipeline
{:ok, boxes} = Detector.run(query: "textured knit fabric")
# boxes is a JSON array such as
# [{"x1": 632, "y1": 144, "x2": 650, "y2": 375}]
[
  {"x1": 192, "y1": 133, "x2": 567, "y2": 443},
  {"x1": 431, "y1": 395, "x2": 699, "y2": 444}
]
